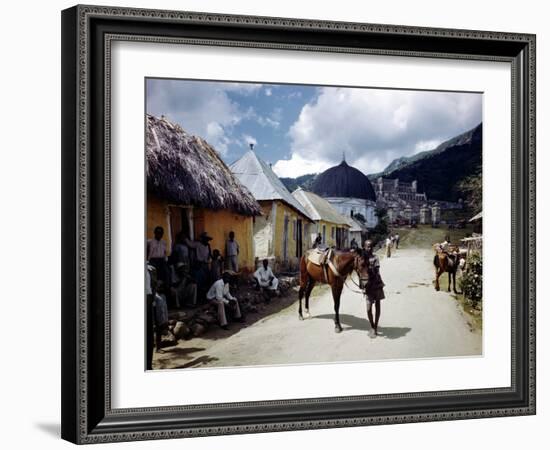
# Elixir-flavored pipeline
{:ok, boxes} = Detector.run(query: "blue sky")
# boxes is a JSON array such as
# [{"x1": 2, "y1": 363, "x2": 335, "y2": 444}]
[{"x1": 146, "y1": 78, "x2": 482, "y2": 178}]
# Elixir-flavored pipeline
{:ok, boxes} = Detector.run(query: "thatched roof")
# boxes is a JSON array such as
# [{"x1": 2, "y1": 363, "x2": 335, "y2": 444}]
[
  {"x1": 230, "y1": 150, "x2": 314, "y2": 222},
  {"x1": 146, "y1": 115, "x2": 261, "y2": 216}
]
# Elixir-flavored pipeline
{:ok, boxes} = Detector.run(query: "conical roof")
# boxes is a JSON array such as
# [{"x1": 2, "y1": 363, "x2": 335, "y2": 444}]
[{"x1": 230, "y1": 150, "x2": 313, "y2": 221}]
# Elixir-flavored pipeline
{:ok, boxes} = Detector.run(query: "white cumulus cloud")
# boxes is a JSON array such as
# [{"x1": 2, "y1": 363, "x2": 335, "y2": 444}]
[
  {"x1": 242, "y1": 134, "x2": 258, "y2": 148},
  {"x1": 272, "y1": 153, "x2": 332, "y2": 178},
  {"x1": 276, "y1": 87, "x2": 482, "y2": 177},
  {"x1": 146, "y1": 79, "x2": 262, "y2": 156}
]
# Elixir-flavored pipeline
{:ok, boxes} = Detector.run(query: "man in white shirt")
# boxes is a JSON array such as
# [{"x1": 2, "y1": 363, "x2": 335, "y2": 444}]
[
  {"x1": 147, "y1": 226, "x2": 169, "y2": 289},
  {"x1": 254, "y1": 259, "x2": 279, "y2": 291},
  {"x1": 206, "y1": 273, "x2": 243, "y2": 330},
  {"x1": 225, "y1": 231, "x2": 240, "y2": 272},
  {"x1": 385, "y1": 236, "x2": 392, "y2": 258}
]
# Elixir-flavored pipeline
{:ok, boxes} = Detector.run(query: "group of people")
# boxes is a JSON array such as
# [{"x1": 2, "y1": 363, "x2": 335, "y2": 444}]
[
  {"x1": 146, "y1": 226, "x2": 281, "y2": 342},
  {"x1": 145, "y1": 225, "x2": 245, "y2": 363},
  {"x1": 146, "y1": 226, "x2": 243, "y2": 308},
  {"x1": 384, "y1": 232, "x2": 400, "y2": 257}
]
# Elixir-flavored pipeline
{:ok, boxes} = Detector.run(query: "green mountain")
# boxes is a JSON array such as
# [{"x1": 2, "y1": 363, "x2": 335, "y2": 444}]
[
  {"x1": 279, "y1": 173, "x2": 317, "y2": 192},
  {"x1": 278, "y1": 123, "x2": 482, "y2": 204},
  {"x1": 369, "y1": 123, "x2": 482, "y2": 202}
]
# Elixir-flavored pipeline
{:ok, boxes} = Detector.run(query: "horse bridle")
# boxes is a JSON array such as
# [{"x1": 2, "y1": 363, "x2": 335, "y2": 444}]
[{"x1": 345, "y1": 254, "x2": 369, "y2": 295}]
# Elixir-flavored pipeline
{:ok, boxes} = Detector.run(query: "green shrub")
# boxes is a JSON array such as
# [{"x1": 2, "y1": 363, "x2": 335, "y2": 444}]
[{"x1": 460, "y1": 251, "x2": 483, "y2": 304}]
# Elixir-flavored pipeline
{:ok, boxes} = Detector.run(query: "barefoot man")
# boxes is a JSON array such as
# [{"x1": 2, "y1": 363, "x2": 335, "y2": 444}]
[{"x1": 363, "y1": 240, "x2": 386, "y2": 337}]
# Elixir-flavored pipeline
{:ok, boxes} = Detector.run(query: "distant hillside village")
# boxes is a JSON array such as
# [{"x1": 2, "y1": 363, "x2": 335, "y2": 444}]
[{"x1": 146, "y1": 114, "x2": 480, "y2": 272}]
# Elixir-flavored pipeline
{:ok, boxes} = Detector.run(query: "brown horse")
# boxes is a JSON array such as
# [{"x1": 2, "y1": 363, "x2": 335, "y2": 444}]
[
  {"x1": 433, "y1": 250, "x2": 460, "y2": 293},
  {"x1": 298, "y1": 249, "x2": 370, "y2": 333}
]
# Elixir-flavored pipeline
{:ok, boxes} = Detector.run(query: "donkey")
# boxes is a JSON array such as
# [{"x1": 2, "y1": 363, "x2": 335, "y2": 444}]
[{"x1": 433, "y1": 249, "x2": 460, "y2": 293}]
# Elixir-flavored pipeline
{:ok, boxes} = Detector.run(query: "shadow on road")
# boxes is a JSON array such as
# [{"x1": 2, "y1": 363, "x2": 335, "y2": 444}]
[
  {"x1": 376, "y1": 326, "x2": 412, "y2": 339},
  {"x1": 314, "y1": 313, "x2": 370, "y2": 331},
  {"x1": 170, "y1": 288, "x2": 301, "y2": 343},
  {"x1": 314, "y1": 313, "x2": 411, "y2": 339},
  {"x1": 172, "y1": 355, "x2": 219, "y2": 369},
  {"x1": 159, "y1": 346, "x2": 205, "y2": 359},
  {"x1": 154, "y1": 346, "x2": 207, "y2": 369}
]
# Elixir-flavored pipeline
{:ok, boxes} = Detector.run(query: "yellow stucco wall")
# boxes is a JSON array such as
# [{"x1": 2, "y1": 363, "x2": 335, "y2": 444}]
[
  {"x1": 250, "y1": 200, "x2": 313, "y2": 270},
  {"x1": 146, "y1": 194, "x2": 172, "y2": 250},
  {"x1": 252, "y1": 202, "x2": 276, "y2": 259},
  {"x1": 312, "y1": 220, "x2": 350, "y2": 248},
  {"x1": 194, "y1": 208, "x2": 255, "y2": 273},
  {"x1": 147, "y1": 194, "x2": 255, "y2": 272},
  {"x1": 271, "y1": 201, "x2": 312, "y2": 269}
]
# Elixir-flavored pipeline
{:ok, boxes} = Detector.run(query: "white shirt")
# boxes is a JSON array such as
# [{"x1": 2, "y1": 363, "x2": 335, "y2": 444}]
[
  {"x1": 254, "y1": 266, "x2": 275, "y2": 283},
  {"x1": 206, "y1": 279, "x2": 236, "y2": 302},
  {"x1": 145, "y1": 264, "x2": 153, "y2": 295},
  {"x1": 147, "y1": 238, "x2": 166, "y2": 260},
  {"x1": 226, "y1": 239, "x2": 239, "y2": 256},
  {"x1": 185, "y1": 238, "x2": 211, "y2": 263}
]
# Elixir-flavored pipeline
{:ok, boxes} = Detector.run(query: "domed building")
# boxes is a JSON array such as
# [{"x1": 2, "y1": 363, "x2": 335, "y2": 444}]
[{"x1": 311, "y1": 159, "x2": 378, "y2": 229}]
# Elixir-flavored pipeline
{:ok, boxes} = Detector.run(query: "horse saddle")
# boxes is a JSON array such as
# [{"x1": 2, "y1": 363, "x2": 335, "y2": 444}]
[
  {"x1": 307, "y1": 248, "x2": 342, "y2": 279},
  {"x1": 307, "y1": 247, "x2": 331, "y2": 266}
]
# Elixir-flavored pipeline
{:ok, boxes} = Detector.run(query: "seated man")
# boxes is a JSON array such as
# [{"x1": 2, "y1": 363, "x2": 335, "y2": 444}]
[
  {"x1": 210, "y1": 249, "x2": 224, "y2": 282},
  {"x1": 153, "y1": 282, "x2": 170, "y2": 352},
  {"x1": 253, "y1": 259, "x2": 279, "y2": 291},
  {"x1": 172, "y1": 262, "x2": 197, "y2": 307},
  {"x1": 206, "y1": 272, "x2": 243, "y2": 330}
]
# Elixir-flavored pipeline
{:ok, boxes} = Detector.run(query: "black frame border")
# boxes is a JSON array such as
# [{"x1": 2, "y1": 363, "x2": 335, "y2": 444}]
[{"x1": 61, "y1": 4, "x2": 536, "y2": 444}]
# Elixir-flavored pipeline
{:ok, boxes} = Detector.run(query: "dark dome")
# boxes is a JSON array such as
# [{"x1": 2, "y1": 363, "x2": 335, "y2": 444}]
[{"x1": 311, "y1": 160, "x2": 376, "y2": 201}]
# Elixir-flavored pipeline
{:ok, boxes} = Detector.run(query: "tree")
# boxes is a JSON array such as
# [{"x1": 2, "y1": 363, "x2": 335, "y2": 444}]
[
  {"x1": 455, "y1": 172, "x2": 482, "y2": 213},
  {"x1": 353, "y1": 212, "x2": 366, "y2": 224},
  {"x1": 370, "y1": 207, "x2": 389, "y2": 244}
]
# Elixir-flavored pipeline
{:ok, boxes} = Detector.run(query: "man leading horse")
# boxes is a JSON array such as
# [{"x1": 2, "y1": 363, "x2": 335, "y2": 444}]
[{"x1": 298, "y1": 240, "x2": 385, "y2": 336}]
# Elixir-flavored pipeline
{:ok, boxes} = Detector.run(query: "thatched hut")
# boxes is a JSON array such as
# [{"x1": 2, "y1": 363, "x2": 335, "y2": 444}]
[
  {"x1": 230, "y1": 148, "x2": 314, "y2": 271},
  {"x1": 146, "y1": 114, "x2": 261, "y2": 271}
]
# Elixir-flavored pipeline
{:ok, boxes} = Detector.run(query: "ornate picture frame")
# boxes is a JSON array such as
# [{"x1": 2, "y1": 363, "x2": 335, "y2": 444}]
[{"x1": 61, "y1": 5, "x2": 535, "y2": 444}]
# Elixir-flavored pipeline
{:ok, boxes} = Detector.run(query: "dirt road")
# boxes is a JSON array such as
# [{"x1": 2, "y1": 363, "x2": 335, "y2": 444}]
[{"x1": 154, "y1": 242, "x2": 481, "y2": 370}]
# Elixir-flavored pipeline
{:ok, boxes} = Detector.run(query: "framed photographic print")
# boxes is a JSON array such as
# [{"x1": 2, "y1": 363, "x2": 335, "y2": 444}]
[{"x1": 61, "y1": 4, "x2": 536, "y2": 444}]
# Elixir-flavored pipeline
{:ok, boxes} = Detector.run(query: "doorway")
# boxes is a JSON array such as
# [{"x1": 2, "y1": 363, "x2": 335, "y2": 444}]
[{"x1": 296, "y1": 219, "x2": 303, "y2": 258}]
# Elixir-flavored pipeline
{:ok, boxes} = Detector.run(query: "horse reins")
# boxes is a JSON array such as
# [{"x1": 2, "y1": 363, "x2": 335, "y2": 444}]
[
  {"x1": 344, "y1": 256, "x2": 368, "y2": 295},
  {"x1": 345, "y1": 275, "x2": 366, "y2": 295},
  {"x1": 321, "y1": 252, "x2": 367, "y2": 296}
]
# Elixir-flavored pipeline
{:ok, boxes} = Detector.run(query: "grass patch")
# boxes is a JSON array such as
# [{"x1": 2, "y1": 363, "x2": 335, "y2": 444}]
[
  {"x1": 454, "y1": 293, "x2": 483, "y2": 333},
  {"x1": 392, "y1": 224, "x2": 475, "y2": 249}
]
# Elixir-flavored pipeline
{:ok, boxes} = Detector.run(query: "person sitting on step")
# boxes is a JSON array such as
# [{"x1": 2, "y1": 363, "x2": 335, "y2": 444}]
[
  {"x1": 206, "y1": 272, "x2": 244, "y2": 330},
  {"x1": 253, "y1": 259, "x2": 279, "y2": 293}
]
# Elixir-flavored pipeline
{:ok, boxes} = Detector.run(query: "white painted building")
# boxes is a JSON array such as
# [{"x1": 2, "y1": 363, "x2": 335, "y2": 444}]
[{"x1": 310, "y1": 160, "x2": 378, "y2": 229}]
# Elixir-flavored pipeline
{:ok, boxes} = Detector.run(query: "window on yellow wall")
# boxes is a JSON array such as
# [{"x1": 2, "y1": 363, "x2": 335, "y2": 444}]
[
  {"x1": 331, "y1": 226, "x2": 335, "y2": 239},
  {"x1": 293, "y1": 219, "x2": 297, "y2": 241}
]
